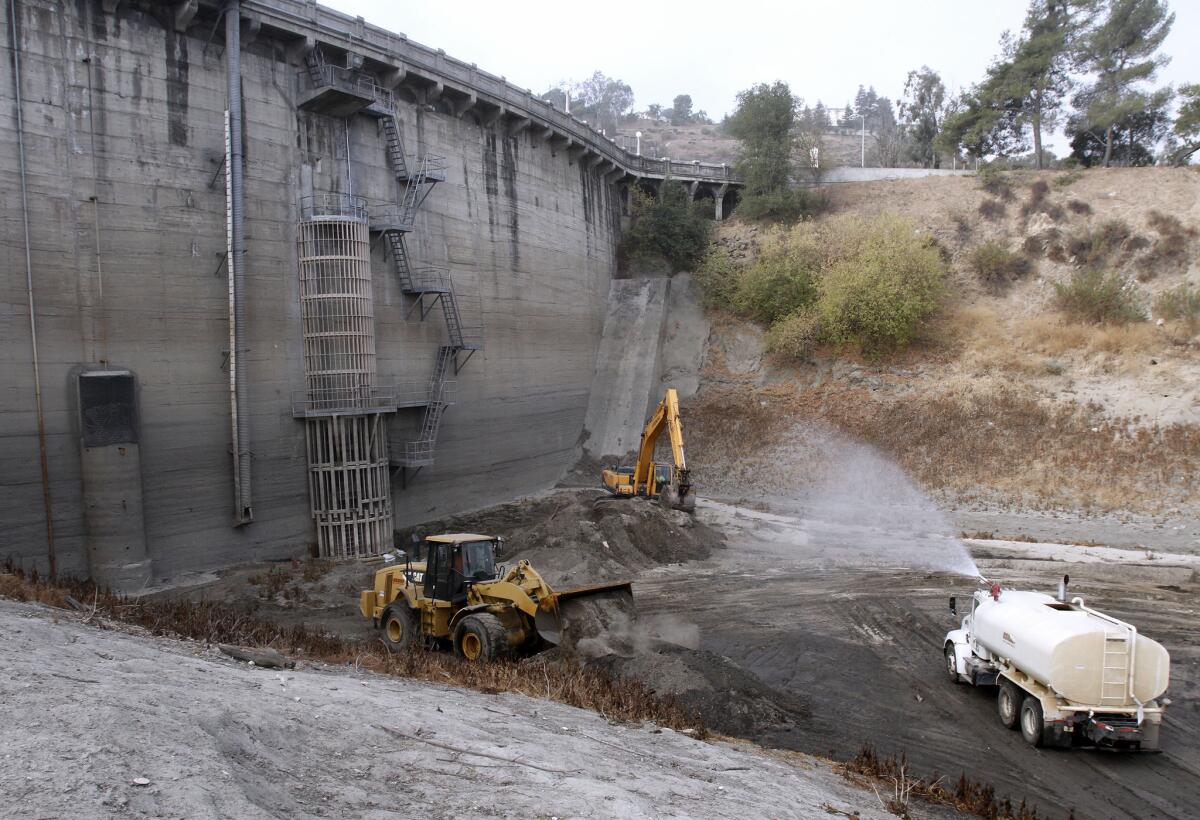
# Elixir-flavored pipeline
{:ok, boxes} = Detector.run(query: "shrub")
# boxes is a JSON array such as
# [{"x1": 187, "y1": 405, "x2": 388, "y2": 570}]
[
  {"x1": 977, "y1": 166, "x2": 1013, "y2": 200},
  {"x1": 765, "y1": 310, "x2": 822, "y2": 358},
  {"x1": 694, "y1": 245, "x2": 740, "y2": 308},
  {"x1": 1138, "y1": 210, "x2": 1196, "y2": 279},
  {"x1": 715, "y1": 213, "x2": 947, "y2": 357},
  {"x1": 1053, "y1": 268, "x2": 1145, "y2": 324},
  {"x1": 1019, "y1": 180, "x2": 1065, "y2": 220},
  {"x1": 1054, "y1": 169, "x2": 1083, "y2": 188},
  {"x1": 1065, "y1": 219, "x2": 1136, "y2": 270},
  {"x1": 1155, "y1": 284, "x2": 1200, "y2": 324},
  {"x1": 810, "y1": 214, "x2": 947, "y2": 354},
  {"x1": 978, "y1": 198, "x2": 1006, "y2": 220},
  {"x1": 735, "y1": 187, "x2": 825, "y2": 223},
  {"x1": 1147, "y1": 209, "x2": 1193, "y2": 238},
  {"x1": 620, "y1": 182, "x2": 712, "y2": 272},
  {"x1": 1067, "y1": 199, "x2": 1092, "y2": 215},
  {"x1": 731, "y1": 227, "x2": 820, "y2": 323},
  {"x1": 970, "y1": 240, "x2": 1032, "y2": 288},
  {"x1": 949, "y1": 210, "x2": 972, "y2": 239}
]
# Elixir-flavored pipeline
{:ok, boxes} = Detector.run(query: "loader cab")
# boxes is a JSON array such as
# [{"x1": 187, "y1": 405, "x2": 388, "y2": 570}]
[{"x1": 422, "y1": 534, "x2": 498, "y2": 605}]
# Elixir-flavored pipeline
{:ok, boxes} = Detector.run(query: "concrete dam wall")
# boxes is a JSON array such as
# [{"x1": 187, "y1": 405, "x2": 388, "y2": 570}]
[{"x1": 0, "y1": 0, "x2": 633, "y2": 581}]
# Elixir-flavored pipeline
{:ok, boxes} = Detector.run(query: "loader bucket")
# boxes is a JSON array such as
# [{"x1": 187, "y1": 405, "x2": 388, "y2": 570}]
[{"x1": 534, "y1": 581, "x2": 634, "y2": 650}]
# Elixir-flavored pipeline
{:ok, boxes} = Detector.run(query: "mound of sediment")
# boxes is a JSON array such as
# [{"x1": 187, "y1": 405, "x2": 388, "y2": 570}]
[
  {"x1": 591, "y1": 644, "x2": 809, "y2": 737},
  {"x1": 396, "y1": 489, "x2": 723, "y2": 587}
]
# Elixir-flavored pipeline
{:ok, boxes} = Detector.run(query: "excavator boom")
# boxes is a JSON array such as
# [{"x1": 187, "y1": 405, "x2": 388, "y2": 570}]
[{"x1": 601, "y1": 388, "x2": 695, "y2": 512}]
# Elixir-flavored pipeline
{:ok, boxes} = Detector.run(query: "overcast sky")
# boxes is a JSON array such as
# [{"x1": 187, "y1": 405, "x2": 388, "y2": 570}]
[{"x1": 322, "y1": 0, "x2": 1199, "y2": 153}]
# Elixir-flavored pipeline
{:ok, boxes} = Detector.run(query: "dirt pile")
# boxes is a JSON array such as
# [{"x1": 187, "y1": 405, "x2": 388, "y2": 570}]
[
  {"x1": 592, "y1": 645, "x2": 810, "y2": 738},
  {"x1": 396, "y1": 489, "x2": 724, "y2": 587}
]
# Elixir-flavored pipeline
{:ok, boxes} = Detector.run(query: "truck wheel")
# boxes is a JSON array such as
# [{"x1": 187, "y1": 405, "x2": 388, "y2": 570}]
[
  {"x1": 997, "y1": 680, "x2": 1021, "y2": 729},
  {"x1": 1019, "y1": 696, "x2": 1045, "y2": 747},
  {"x1": 455, "y1": 613, "x2": 508, "y2": 662},
  {"x1": 944, "y1": 644, "x2": 962, "y2": 684},
  {"x1": 381, "y1": 605, "x2": 416, "y2": 653}
]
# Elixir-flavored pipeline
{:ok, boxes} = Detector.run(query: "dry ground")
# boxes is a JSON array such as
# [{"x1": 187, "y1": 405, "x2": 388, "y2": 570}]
[{"x1": 0, "y1": 597, "x2": 920, "y2": 820}]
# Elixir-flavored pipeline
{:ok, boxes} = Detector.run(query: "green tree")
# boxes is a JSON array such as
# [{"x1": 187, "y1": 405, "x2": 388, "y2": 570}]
[
  {"x1": 622, "y1": 182, "x2": 711, "y2": 272},
  {"x1": 670, "y1": 94, "x2": 694, "y2": 125},
  {"x1": 1169, "y1": 83, "x2": 1200, "y2": 164},
  {"x1": 1067, "y1": 94, "x2": 1172, "y2": 165},
  {"x1": 543, "y1": 71, "x2": 635, "y2": 133},
  {"x1": 1073, "y1": 0, "x2": 1174, "y2": 167},
  {"x1": 996, "y1": 1, "x2": 1075, "y2": 168},
  {"x1": 728, "y1": 82, "x2": 799, "y2": 219},
  {"x1": 900, "y1": 66, "x2": 947, "y2": 167},
  {"x1": 938, "y1": 2, "x2": 1080, "y2": 166}
]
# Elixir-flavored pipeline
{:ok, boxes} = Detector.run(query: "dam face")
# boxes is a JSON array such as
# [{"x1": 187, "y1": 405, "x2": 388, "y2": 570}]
[{"x1": 0, "y1": 0, "x2": 623, "y2": 579}]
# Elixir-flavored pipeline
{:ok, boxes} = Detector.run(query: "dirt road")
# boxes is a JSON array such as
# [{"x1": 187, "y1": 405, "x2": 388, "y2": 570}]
[{"x1": 634, "y1": 501, "x2": 1200, "y2": 820}]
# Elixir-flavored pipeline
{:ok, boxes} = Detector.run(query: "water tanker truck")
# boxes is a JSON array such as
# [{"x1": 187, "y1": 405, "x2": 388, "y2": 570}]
[{"x1": 944, "y1": 577, "x2": 1169, "y2": 750}]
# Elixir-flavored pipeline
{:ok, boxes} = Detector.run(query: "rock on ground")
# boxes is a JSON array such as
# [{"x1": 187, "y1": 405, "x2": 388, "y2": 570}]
[{"x1": 0, "y1": 599, "x2": 906, "y2": 819}]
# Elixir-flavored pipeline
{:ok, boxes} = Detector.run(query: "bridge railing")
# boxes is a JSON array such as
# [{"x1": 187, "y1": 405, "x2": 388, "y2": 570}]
[{"x1": 247, "y1": 0, "x2": 742, "y2": 184}]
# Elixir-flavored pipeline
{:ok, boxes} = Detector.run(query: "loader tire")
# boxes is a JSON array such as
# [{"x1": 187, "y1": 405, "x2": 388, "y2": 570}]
[
  {"x1": 455, "y1": 613, "x2": 508, "y2": 662},
  {"x1": 1020, "y1": 696, "x2": 1045, "y2": 747},
  {"x1": 381, "y1": 605, "x2": 417, "y2": 653},
  {"x1": 997, "y1": 679, "x2": 1021, "y2": 730}
]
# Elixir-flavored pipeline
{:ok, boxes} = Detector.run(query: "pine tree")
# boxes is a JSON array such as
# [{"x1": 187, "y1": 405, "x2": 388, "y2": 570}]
[{"x1": 1074, "y1": 0, "x2": 1174, "y2": 166}]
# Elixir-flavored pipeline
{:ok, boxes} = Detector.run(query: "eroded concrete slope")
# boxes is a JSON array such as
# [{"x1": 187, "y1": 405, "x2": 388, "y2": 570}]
[{"x1": 583, "y1": 278, "x2": 670, "y2": 458}]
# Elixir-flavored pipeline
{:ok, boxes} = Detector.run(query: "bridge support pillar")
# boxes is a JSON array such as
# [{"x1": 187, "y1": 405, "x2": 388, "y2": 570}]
[{"x1": 714, "y1": 183, "x2": 729, "y2": 221}]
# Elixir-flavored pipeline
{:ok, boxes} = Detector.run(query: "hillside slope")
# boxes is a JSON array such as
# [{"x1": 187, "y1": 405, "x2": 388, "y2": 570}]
[{"x1": 682, "y1": 168, "x2": 1199, "y2": 540}]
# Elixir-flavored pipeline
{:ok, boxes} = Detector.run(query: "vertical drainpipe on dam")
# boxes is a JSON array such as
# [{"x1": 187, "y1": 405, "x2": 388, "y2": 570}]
[
  {"x1": 225, "y1": 0, "x2": 253, "y2": 524},
  {"x1": 8, "y1": 0, "x2": 57, "y2": 577}
]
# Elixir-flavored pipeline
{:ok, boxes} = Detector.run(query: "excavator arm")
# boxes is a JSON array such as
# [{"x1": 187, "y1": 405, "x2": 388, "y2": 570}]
[{"x1": 629, "y1": 389, "x2": 694, "y2": 510}]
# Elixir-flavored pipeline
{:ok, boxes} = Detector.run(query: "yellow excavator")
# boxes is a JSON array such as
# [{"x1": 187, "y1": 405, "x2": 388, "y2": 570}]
[
  {"x1": 600, "y1": 388, "x2": 696, "y2": 512},
  {"x1": 360, "y1": 533, "x2": 632, "y2": 661}
]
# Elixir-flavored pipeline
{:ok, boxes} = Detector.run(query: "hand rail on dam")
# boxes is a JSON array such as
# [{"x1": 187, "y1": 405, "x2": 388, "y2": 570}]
[{"x1": 232, "y1": 0, "x2": 742, "y2": 187}]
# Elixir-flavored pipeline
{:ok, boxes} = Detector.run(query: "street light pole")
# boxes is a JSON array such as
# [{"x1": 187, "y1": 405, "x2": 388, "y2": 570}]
[{"x1": 861, "y1": 114, "x2": 866, "y2": 168}]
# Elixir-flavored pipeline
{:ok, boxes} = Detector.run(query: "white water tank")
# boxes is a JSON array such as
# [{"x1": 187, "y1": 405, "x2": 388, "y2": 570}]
[{"x1": 972, "y1": 590, "x2": 1169, "y2": 706}]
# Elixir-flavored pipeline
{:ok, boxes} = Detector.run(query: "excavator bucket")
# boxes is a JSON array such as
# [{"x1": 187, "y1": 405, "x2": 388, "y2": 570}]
[{"x1": 534, "y1": 580, "x2": 634, "y2": 648}]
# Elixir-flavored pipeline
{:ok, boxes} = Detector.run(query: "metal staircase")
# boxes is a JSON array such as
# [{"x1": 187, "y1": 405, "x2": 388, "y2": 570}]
[
  {"x1": 391, "y1": 345, "x2": 455, "y2": 479},
  {"x1": 303, "y1": 47, "x2": 325, "y2": 86},
  {"x1": 379, "y1": 114, "x2": 410, "y2": 181},
  {"x1": 368, "y1": 115, "x2": 481, "y2": 481}
]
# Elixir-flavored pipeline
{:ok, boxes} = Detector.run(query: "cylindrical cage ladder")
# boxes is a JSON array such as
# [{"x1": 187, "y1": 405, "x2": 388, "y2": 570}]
[
  {"x1": 297, "y1": 204, "x2": 392, "y2": 558},
  {"x1": 297, "y1": 215, "x2": 376, "y2": 406},
  {"x1": 304, "y1": 413, "x2": 393, "y2": 559}
]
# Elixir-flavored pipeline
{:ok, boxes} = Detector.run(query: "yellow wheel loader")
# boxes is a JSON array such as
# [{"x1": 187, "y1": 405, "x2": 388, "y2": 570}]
[
  {"x1": 601, "y1": 388, "x2": 696, "y2": 512},
  {"x1": 359, "y1": 533, "x2": 632, "y2": 661}
]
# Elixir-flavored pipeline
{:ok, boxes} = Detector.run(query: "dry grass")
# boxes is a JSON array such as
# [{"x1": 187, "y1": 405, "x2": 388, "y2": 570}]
[
  {"x1": 843, "y1": 745, "x2": 1054, "y2": 820},
  {"x1": 687, "y1": 377, "x2": 1198, "y2": 515},
  {"x1": 939, "y1": 307, "x2": 1166, "y2": 374},
  {"x1": 806, "y1": 382, "x2": 1197, "y2": 514},
  {"x1": 0, "y1": 562, "x2": 708, "y2": 736}
]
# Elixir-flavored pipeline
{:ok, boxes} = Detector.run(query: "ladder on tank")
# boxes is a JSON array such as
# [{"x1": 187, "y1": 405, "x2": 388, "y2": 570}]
[
  {"x1": 1100, "y1": 631, "x2": 1134, "y2": 706},
  {"x1": 1074, "y1": 597, "x2": 1138, "y2": 707}
]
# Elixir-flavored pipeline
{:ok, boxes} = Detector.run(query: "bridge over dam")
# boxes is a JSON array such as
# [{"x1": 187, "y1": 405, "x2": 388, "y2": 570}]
[{"x1": 0, "y1": 0, "x2": 743, "y2": 586}]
